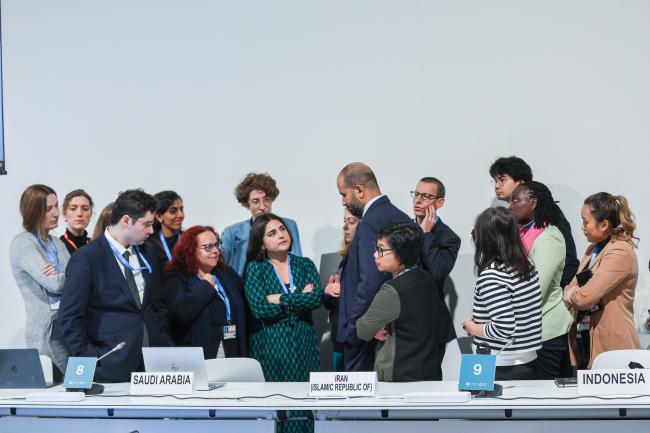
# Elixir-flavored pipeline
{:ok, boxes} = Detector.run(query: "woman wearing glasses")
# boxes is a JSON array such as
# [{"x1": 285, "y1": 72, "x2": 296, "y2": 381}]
[
  {"x1": 244, "y1": 213, "x2": 320, "y2": 433},
  {"x1": 222, "y1": 172, "x2": 302, "y2": 276},
  {"x1": 10, "y1": 184, "x2": 71, "y2": 374},
  {"x1": 164, "y1": 226, "x2": 247, "y2": 358}
]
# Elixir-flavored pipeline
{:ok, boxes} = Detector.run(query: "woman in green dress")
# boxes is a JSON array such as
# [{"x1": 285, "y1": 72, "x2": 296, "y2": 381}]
[{"x1": 244, "y1": 213, "x2": 321, "y2": 433}]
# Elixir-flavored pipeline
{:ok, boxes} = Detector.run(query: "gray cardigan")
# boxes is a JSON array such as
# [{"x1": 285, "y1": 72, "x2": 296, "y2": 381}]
[{"x1": 10, "y1": 231, "x2": 71, "y2": 372}]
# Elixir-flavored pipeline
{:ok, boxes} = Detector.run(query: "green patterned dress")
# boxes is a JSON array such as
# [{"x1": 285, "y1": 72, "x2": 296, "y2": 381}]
[{"x1": 244, "y1": 254, "x2": 322, "y2": 433}]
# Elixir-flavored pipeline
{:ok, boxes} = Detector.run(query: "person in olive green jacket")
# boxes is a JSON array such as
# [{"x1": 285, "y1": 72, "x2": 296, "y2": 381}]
[{"x1": 509, "y1": 181, "x2": 573, "y2": 379}]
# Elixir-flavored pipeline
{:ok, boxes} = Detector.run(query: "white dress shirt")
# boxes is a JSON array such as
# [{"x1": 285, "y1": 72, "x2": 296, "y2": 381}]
[{"x1": 105, "y1": 228, "x2": 145, "y2": 303}]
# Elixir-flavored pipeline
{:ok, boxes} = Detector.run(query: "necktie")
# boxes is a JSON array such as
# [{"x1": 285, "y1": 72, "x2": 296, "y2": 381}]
[{"x1": 122, "y1": 250, "x2": 149, "y2": 347}]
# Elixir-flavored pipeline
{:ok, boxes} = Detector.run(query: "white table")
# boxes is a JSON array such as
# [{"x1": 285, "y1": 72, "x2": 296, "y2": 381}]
[{"x1": 1, "y1": 381, "x2": 649, "y2": 432}]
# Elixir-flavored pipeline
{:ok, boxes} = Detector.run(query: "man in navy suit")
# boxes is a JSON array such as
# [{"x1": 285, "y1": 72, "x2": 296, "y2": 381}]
[
  {"x1": 336, "y1": 162, "x2": 410, "y2": 371},
  {"x1": 59, "y1": 189, "x2": 172, "y2": 383},
  {"x1": 412, "y1": 177, "x2": 460, "y2": 378}
]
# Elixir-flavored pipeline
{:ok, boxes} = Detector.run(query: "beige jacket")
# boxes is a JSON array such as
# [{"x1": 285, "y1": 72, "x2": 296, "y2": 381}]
[{"x1": 564, "y1": 238, "x2": 640, "y2": 368}]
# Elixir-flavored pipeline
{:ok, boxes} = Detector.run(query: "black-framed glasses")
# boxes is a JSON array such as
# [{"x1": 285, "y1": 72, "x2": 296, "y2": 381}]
[
  {"x1": 374, "y1": 244, "x2": 394, "y2": 257},
  {"x1": 410, "y1": 191, "x2": 439, "y2": 202},
  {"x1": 199, "y1": 240, "x2": 222, "y2": 252}
]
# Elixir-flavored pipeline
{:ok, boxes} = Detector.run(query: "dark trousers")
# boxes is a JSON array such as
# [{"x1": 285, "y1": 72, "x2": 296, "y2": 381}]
[
  {"x1": 434, "y1": 343, "x2": 446, "y2": 380},
  {"x1": 495, "y1": 360, "x2": 536, "y2": 381},
  {"x1": 533, "y1": 333, "x2": 569, "y2": 379},
  {"x1": 343, "y1": 340, "x2": 376, "y2": 372}
]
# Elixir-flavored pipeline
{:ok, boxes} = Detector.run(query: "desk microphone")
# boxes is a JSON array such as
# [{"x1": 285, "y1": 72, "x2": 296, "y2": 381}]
[
  {"x1": 97, "y1": 342, "x2": 126, "y2": 363},
  {"x1": 474, "y1": 338, "x2": 515, "y2": 399}
]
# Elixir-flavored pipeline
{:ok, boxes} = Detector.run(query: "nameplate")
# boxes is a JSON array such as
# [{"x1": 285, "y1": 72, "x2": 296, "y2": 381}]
[
  {"x1": 577, "y1": 369, "x2": 649, "y2": 396},
  {"x1": 130, "y1": 372, "x2": 194, "y2": 395},
  {"x1": 309, "y1": 372, "x2": 377, "y2": 397}
]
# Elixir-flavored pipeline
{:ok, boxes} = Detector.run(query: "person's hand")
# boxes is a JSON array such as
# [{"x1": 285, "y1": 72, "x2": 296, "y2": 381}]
[
  {"x1": 461, "y1": 318, "x2": 484, "y2": 337},
  {"x1": 324, "y1": 275, "x2": 340, "y2": 297},
  {"x1": 198, "y1": 270, "x2": 215, "y2": 287},
  {"x1": 302, "y1": 283, "x2": 314, "y2": 293},
  {"x1": 267, "y1": 294, "x2": 282, "y2": 304},
  {"x1": 419, "y1": 204, "x2": 437, "y2": 233},
  {"x1": 374, "y1": 327, "x2": 388, "y2": 341},
  {"x1": 42, "y1": 264, "x2": 58, "y2": 276}
]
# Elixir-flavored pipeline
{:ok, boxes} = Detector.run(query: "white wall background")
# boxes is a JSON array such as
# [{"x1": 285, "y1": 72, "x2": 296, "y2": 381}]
[{"x1": 1, "y1": 0, "x2": 649, "y2": 350}]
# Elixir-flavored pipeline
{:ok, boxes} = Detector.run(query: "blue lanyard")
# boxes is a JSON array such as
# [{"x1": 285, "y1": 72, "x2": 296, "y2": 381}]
[
  {"x1": 268, "y1": 256, "x2": 295, "y2": 294},
  {"x1": 32, "y1": 232, "x2": 61, "y2": 272},
  {"x1": 589, "y1": 243, "x2": 601, "y2": 267},
  {"x1": 158, "y1": 231, "x2": 179, "y2": 262},
  {"x1": 197, "y1": 274, "x2": 232, "y2": 321},
  {"x1": 108, "y1": 242, "x2": 152, "y2": 273}
]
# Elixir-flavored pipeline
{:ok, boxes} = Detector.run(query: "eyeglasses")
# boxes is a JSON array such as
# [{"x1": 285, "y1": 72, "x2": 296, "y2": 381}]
[
  {"x1": 374, "y1": 244, "x2": 394, "y2": 257},
  {"x1": 248, "y1": 197, "x2": 273, "y2": 207},
  {"x1": 199, "y1": 240, "x2": 222, "y2": 252},
  {"x1": 410, "y1": 191, "x2": 440, "y2": 202}
]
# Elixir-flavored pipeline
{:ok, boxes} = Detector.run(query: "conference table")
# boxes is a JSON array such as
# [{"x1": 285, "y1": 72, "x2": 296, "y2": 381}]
[{"x1": 1, "y1": 380, "x2": 649, "y2": 432}]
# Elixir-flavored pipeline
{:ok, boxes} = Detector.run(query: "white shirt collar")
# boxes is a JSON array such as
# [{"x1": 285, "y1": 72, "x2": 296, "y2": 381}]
[
  {"x1": 105, "y1": 227, "x2": 131, "y2": 256},
  {"x1": 362, "y1": 194, "x2": 385, "y2": 217}
]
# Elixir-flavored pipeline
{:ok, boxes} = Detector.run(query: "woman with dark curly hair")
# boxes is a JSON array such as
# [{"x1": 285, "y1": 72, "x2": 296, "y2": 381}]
[
  {"x1": 222, "y1": 172, "x2": 302, "y2": 276},
  {"x1": 164, "y1": 226, "x2": 248, "y2": 358}
]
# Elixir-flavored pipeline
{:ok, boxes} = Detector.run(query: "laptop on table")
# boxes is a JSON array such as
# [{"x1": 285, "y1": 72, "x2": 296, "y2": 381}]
[{"x1": 142, "y1": 347, "x2": 225, "y2": 391}]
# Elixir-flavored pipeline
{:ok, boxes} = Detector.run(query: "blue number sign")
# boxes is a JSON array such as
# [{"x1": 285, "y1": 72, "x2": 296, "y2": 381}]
[
  {"x1": 458, "y1": 354, "x2": 496, "y2": 392},
  {"x1": 64, "y1": 357, "x2": 97, "y2": 389}
]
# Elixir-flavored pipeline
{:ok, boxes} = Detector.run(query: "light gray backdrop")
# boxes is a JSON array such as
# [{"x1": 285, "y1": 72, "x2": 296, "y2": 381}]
[{"x1": 1, "y1": 0, "x2": 648, "y2": 353}]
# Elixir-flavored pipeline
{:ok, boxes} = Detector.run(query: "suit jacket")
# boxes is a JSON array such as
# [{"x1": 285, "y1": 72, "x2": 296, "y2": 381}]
[
  {"x1": 420, "y1": 219, "x2": 460, "y2": 344},
  {"x1": 338, "y1": 196, "x2": 410, "y2": 344},
  {"x1": 564, "y1": 238, "x2": 640, "y2": 368},
  {"x1": 222, "y1": 217, "x2": 302, "y2": 276},
  {"x1": 163, "y1": 266, "x2": 248, "y2": 359},
  {"x1": 59, "y1": 234, "x2": 173, "y2": 383}
]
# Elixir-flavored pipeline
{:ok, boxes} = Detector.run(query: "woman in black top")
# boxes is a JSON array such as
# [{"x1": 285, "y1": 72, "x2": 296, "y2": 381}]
[
  {"x1": 60, "y1": 189, "x2": 94, "y2": 254},
  {"x1": 164, "y1": 225, "x2": 248, "y2": 358},
  {"x1": 149, "y1": 190, "x2": 185, "y2": 270}
]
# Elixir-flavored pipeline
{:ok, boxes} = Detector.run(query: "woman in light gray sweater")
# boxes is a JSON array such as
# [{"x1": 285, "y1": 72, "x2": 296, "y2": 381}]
[{"x1": 10, "y1": 184, "x2": 71, "y2": 373}]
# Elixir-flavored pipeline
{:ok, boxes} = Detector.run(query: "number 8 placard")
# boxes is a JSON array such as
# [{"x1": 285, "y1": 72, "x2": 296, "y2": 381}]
[{"x1": 64, "y1": 357, "x2": 97, "y2": 390}]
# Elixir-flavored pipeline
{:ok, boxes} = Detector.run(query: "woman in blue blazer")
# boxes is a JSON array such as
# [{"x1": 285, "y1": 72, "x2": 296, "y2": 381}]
[{"x1": 164, "y1": 226, "x2": 248, "y2": 358}]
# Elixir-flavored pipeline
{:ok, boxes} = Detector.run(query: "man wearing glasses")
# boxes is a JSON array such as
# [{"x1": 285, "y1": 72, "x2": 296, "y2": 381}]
[
  {"x1": 411, "y1": 177, "x2": 460, "y2": 378},
  {"x1": 59, "y1": 189, "x2": 173, "y2": 383},
  {"x1": 221, "y1": 172, "x2": 302, "y2": 276}
]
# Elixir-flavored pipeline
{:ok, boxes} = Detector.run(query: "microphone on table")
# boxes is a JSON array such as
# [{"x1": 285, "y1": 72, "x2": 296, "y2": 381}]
[
  {"x1": 474, "y1": 337, "x2": 516, "y2": 398},
  {"x1": 97, "y1": 342, "x2": 126, "y2": 363}
]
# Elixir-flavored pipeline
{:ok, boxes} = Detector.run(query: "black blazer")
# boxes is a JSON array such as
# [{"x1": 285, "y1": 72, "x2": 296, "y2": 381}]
[
  {"x1": 59, "y1": 234, "x2": 173, "y2": 383},
  {"x1": 420, "y1": 219, "x2": 460, "y2": 344},
  {"x1": 163, "y1": 266, "x2": 248, "y2": 359},
  {"x1": 338, "y1": 196, "x2": 410, "y2": 345},
  {"x1": 556, "y1": 212, "x2": 579, "y2": 288}
]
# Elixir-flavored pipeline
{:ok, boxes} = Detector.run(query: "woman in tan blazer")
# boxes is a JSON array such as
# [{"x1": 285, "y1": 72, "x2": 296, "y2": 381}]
[{"x1": 563, "y1": 192, "x2": 640, "y2": 369}]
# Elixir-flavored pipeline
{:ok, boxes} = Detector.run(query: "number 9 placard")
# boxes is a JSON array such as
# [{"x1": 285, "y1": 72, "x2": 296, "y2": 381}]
[{"x1": 458, "y1": 354, "x2": 496, "y2": 392}]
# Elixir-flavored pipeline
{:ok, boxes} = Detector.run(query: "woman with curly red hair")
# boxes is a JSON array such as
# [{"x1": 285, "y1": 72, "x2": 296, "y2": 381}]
[{"x1": 164, "y1": 226, "x2": 248, "y2": 358}]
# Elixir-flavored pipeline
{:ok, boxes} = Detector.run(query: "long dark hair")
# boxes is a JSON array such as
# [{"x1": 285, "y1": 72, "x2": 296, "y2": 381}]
[
  {"x1": 519, "y1": 181, "x2": 564, "y2": 229},
  {"x1": 473, "y1": 207, "x2": 535, "y2": 279},
  {"x1": 246, "y1": 213, "x2": 293, "y2": 263}
]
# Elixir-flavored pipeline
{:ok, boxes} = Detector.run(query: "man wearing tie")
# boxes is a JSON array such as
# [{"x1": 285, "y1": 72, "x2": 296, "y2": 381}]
[
  {"x1": 335, "y1": 162, "x2": 410, "y2": 371},
  {"x1": 59, "y1": 189, "x2": 172, "y2": 383}
]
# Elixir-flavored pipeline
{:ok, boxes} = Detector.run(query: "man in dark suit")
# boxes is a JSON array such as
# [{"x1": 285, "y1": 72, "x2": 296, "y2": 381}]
[
  {"x1": 336, "y1": 162, "x2": 410, "y2": 371},
  {"x1": 59, "y1": 189, "x2": 173, "y2": 383},
  {"x1": 412, "y1": 177, "x2": 460, "y2": 378}
]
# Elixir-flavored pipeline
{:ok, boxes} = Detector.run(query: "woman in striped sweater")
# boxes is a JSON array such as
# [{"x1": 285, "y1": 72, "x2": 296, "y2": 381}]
[{"x1": 462, "y1": 207, "x2": 543, "y2": 380}]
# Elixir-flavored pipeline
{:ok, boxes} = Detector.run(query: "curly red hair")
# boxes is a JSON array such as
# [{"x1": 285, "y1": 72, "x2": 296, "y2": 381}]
[{"x1": 165, "y1": 225, "x2": 227, "y2": 275}]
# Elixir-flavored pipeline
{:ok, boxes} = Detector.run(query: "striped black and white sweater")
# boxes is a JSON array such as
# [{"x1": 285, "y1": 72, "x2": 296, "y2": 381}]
[{"x1": 472, "y1": 262, "x2": 542, "y2": 366}]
